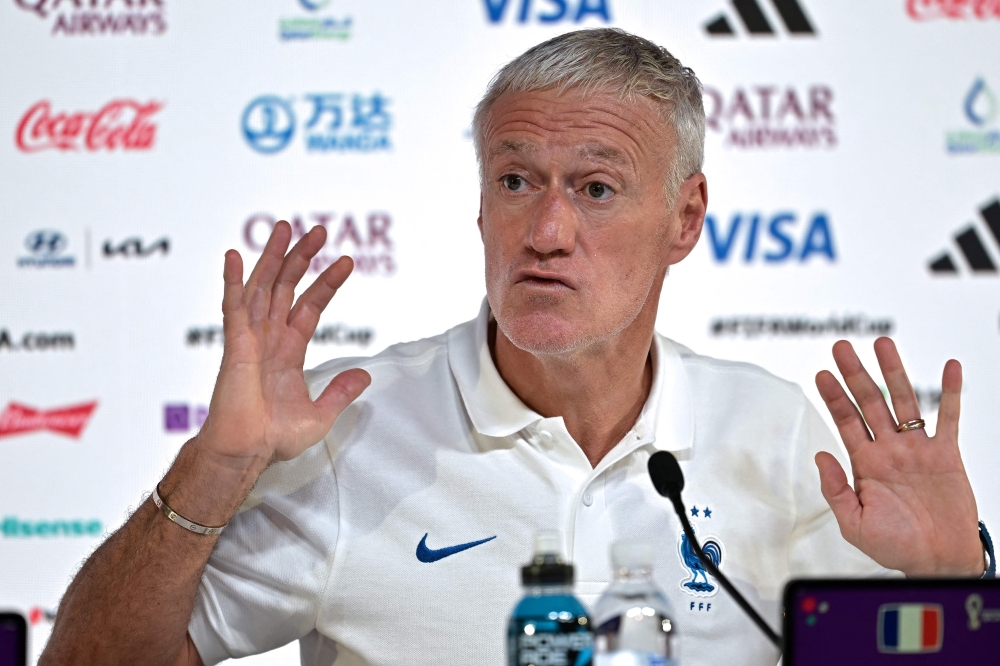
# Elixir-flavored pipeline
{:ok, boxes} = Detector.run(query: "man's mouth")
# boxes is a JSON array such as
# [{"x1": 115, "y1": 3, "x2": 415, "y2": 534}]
[{"x1": 512, "y1": 268, "x2": 578, "y2": 290}]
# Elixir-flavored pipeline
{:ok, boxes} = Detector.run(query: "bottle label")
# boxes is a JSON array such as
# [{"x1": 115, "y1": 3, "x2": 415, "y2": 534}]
[
  {"x1": 594, "y1": 652, "x2": 672, "y2": 666},
  {"x1": 514, "y1": 629, "x2": 593, "y2": 665}
]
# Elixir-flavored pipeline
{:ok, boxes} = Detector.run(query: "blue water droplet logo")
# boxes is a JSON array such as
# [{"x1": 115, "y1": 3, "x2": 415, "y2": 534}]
[{"x1": 964, "y1": 78, "x2": 998, "y2": 127}]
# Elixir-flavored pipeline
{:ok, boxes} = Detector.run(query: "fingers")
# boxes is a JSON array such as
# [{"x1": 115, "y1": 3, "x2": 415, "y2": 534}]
[
  {"x1": 937, "y1": 359, "x2": 962, "y2": 441},
  {"x1": 815, "y1": 452, "x2": 862, "y2": 545},
  {"x1": 314, "y1": 368, "x2": 371, "y2": 423},
  {"x1": 269, "y1": 225, "x2": 328, "y2": 321},
  {"x1": 831, "y1": 340, "x2": 897, "y2": 437},
  {"x1": 873, "y1": 337, "x2": 921, "y2": 426},
  {"x1": 243, "y1": 221, "x2": 293, "y2": 322},
  {"x1": 221, "y1": 250, "x2": 249, "y2": 341},
  {"x1": 816, "y1": 369, "x2": 872, "y2": 454},
  {"x1": 288, "y1": 255, "x2": 355, "y2": 340}
]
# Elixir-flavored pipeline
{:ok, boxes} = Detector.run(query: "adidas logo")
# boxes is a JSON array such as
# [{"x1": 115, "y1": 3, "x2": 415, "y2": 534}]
[
  {"x1": 928, "y1": 197, "x2": 1000, "y2": 274},
  {"x1": 705, "y1": 0, "x2": 816, "y2": 36}
]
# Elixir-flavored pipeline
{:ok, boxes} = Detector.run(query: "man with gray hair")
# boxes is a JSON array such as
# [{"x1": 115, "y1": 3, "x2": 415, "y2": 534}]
[{"x1": 41, "y1": 29, "x2": 986, "y2": 666}]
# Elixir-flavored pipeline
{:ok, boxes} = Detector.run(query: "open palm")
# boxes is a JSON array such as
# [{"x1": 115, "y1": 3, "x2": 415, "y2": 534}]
[
  {"x1": 196, "y1": 221, "x2": 370, "y2": 470},
  {"x1": 815, "y1": 338, "x2": 983, "y2": 576}
]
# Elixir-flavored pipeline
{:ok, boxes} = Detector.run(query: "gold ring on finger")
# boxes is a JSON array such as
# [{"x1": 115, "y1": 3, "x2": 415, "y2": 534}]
[{"x1": 897, "y1": 419, "x2": 926, "y2": 433}]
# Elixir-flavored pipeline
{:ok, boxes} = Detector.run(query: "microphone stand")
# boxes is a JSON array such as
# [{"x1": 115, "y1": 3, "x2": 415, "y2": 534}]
[
  {"x1": 671, "y1": 494, "x2": 782, "y2": 649},
  {"x1": 648, "y1": 451, "x2": 782, "y2": 651}
]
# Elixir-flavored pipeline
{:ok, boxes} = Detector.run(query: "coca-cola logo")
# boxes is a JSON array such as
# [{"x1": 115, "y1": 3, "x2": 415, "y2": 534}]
[
  {"x1": 907, "y1": 0, "x2": 1000, "y2": 19},
  {"x1": 15, "y1": 100, "x2": 163, "y2": 153},
  {"x1": 0, "y1": 401, "x2": 98, "y2": 439}
]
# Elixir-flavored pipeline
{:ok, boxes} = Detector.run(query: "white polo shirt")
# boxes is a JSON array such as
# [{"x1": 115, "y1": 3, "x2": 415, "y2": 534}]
[{"x1": 188, "y1": 300, "x2": 885, "y2": 666}]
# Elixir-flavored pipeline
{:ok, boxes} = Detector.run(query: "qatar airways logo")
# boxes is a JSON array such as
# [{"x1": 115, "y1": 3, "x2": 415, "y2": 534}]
[
  {"x1": 243, "y1": 211, "x2": 396, "y2": 276},
  {"x1": 0, "y1": 401, "x2": 98, "y2": 439},
  {"x1": 16, "y1": 100, "x2": 163, "y2": 153},
  {"x1": 14, "y1": 0, "x2": 167, "y2": 36},
  {"x1": 704, "y1": 85, "x2": 836, "y2": 149},
  {"x1": 907, "y1": 0, "x2": 1000, "y2": 19}
]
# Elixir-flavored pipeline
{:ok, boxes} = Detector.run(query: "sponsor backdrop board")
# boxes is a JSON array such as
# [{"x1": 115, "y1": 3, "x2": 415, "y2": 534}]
[{"x1": 0, "y1": 0, "x2": 998, "y2": 662}]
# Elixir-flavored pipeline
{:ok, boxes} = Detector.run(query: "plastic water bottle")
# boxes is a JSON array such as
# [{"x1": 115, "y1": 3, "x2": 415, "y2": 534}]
[
  {"x1": 508, "y1": 531, "x2": 594, "y2": 666},
  {"x1": 592, "y1": 542, "x2": 677, "y2": 666}
]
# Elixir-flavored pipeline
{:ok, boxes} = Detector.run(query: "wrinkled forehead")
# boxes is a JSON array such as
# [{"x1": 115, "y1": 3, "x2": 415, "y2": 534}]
[
  {"x1": 479, "y1": 87, "x2": 675, "y2": 174},
  {"x1": 488, "y1": 138, "x2": 631, "y2": 166}
]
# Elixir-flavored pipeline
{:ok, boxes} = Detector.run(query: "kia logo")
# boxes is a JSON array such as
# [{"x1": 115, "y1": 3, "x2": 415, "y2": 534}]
[
  {"x1": 102, "y1": 237, "x2": 170, "y2": 258},
  {"x1": 24, "y1": 230, "x2": 67, "y2": 257},
  {"x1": 242, "y1": 96, "x2": 296, "y2": 154}
]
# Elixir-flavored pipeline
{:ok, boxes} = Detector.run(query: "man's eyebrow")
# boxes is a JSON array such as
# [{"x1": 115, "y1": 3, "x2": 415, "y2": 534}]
[
  {"x1": 578, "y1": 143, "x2": 627, "y2": 164},
  {"x1": 489, "y1": 140, "x2": 535, "y2": 160}
]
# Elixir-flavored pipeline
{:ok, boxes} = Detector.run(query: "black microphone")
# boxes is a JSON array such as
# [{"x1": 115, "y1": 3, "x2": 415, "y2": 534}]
[{"x1": 648, "y1": 451, "x2": 782, "y2": 650}]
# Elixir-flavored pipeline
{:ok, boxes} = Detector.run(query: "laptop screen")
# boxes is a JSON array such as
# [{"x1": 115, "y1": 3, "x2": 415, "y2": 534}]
[
  {"x1": 783, "y1": 578, "x2": 1000, "y2": 665},
  {"x1": 0, "y1": 613, "x2": 26, "y2": 666}
]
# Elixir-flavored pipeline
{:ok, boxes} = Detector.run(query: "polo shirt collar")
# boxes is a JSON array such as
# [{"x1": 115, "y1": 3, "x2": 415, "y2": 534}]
[
  {"x1": 448, "y1": 299, "x2": 540, "y2": 438},
  {"x1": 645, "y1": 334, "x2": 695, "y2": 454},
  {"x1": 447, "y1": 298, "x2": 694, "y2": 453}
]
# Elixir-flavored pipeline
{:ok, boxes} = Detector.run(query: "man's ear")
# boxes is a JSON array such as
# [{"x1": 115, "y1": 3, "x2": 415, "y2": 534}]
[{"x1": 663, "y1": 173, "x2": 707, "y2": 267}]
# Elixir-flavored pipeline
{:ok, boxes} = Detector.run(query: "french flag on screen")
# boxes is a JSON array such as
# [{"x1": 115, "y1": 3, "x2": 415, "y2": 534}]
[{"x1": 877, "y1": 603, "x2": 944, "y2": 654}]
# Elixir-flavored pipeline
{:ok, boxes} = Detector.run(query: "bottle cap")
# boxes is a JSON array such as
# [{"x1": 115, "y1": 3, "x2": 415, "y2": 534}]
[
  {"x1": 611, "y1": 542, "x2": 654, "y2": 572},
  {"x1": 534, "y1": 530, "x2": 562, "y2": 558},
  {"x1": 522, "y1": 530, "x2": 574, "y2": 585}
]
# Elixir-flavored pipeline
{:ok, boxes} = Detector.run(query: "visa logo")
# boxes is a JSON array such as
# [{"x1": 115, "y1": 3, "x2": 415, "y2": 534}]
[
  {"x1": 705, "y1": 211, "x2": 836, "y2": 263},
  {"x1": 483, "y1": 0, "x2": 611, "y2": 24}
]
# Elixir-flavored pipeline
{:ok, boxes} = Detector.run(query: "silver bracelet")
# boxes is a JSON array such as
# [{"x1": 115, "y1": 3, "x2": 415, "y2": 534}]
[{"x1": 152, "y1": 485, "x2": 228, "y2": 536}]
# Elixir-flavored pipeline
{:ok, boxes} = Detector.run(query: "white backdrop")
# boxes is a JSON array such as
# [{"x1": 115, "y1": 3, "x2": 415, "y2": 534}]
[{"x1": 1, "y1": 1, "x2": 998, "y2": 663}]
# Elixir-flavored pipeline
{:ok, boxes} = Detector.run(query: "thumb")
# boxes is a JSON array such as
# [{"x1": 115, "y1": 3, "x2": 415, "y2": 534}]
[
  {"x1": 315, "y1": 368, "x2": 372, "y2": 422},
  {"x1": 815, "y1": 451, "x2": 862, "y2": 546}
]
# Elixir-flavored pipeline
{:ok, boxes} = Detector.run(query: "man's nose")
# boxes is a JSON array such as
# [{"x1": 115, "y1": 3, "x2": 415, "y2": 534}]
[{"x1": 525, "y1": 186, "x2": 577, "y2": 256}]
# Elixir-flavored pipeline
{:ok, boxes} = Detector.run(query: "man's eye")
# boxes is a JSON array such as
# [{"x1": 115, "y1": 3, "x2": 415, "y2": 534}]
[
  {"x1": 586, "y1": 182, "x2": 613, "y2": 200},
  {"x1": 503, "y1": 175, "x2": 525, "y2": 191}
]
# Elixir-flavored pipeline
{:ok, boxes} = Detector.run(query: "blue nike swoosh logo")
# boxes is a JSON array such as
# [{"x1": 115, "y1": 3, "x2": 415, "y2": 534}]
[{"x1": 415, "y1": 533, "x2": 497, "y2": 563}]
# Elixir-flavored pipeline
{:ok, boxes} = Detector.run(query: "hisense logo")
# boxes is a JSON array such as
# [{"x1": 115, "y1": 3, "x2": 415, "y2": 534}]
[{"x1": 1, "y1": 517, "x2": 103, "y2": 538}]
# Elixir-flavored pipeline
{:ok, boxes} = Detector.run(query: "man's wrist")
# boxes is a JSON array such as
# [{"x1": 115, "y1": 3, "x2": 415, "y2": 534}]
[
  {"x1": 156, "y1": 437, "x2": 268, "y2": 529},
  {"x1": 980, "y1": 521, "x2": 996, "y2": 579}
]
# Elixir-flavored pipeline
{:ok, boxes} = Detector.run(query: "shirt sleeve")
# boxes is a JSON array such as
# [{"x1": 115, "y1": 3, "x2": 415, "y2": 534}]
[
  {"x1": 188, "y1": 439, "x2": 339, "y2": 665},
  {"x1": 787, "y1": 397, "x2": 896, "y2": 578}
]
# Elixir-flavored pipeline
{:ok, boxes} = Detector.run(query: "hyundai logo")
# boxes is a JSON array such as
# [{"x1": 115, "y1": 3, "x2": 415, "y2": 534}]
[{"x1": 24, "y1": 230, "x2": 67, "y2": 257}]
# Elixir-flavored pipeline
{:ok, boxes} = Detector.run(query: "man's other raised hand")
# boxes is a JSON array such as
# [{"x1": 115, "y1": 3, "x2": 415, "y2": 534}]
[
  {"x1": 815, "y1": 338, "x2": 983, "y2": 577},
  {"x1": 198, "y1": 220, "x2": 371, "y2": 474},
  {"x1": 36, "y1": 221, "x2": 371, "y2": 666}
]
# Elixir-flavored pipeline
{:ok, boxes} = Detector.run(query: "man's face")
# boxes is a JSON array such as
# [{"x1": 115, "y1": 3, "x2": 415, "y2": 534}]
[{"x1": 478, "y1": 87, "x2": 702, "y2": 355}]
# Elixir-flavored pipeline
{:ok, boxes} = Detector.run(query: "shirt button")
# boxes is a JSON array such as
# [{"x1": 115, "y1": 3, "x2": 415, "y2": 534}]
[
  {"x1": 582, "y1": 492, "x2": 594, "y2": 507},
  {"x1": 538, "y1": 430, "x2": 553, "y2": 446}
]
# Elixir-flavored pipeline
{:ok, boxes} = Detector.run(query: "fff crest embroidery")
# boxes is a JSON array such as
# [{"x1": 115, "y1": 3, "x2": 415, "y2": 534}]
[{"x1": 677, "y1": 524, "x2": 725, "y2": 598}]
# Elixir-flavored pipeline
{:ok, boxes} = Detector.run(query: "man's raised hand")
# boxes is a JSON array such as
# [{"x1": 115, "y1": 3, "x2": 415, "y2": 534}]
[
  {"x1": 814, "y1": 337, "x2": 983, "y2": 577},
  {"x1": 197, "y1": 221, "x2": 370, "y2": 473}
]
